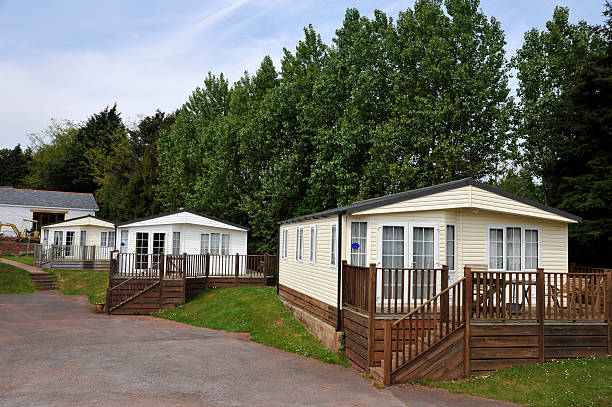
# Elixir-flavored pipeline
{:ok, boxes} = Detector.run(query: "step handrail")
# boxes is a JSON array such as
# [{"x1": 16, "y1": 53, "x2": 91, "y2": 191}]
[
  {"x1": 391, "y1": 277, "x2": 466, "y2": 328},
  {"x1": 384, "y1": 277, "x2": 466, "y2": 384}
]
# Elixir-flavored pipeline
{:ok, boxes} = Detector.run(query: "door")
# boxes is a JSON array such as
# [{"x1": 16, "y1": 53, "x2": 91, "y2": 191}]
[
  {"x1": 152, "y1": 233, "x2": 165, "y2": 270},
  {"x1": 65, "y1": 231, "x2": 75, "y2": 256},
  {"x1": 411, "y1": 226, "x2": 437, "y2": 301},
  {"x1": 381, "y1": 225, "x2": 405, "y2": 300},
  {"x1": 80, "y1": 231, "x2": 87, "y2": 246}
]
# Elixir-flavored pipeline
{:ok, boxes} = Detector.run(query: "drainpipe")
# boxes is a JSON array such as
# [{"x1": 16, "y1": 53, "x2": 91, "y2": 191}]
[
  {"x1": 276, "y1": 223, "x2": 280, "y2": 296},
  {"x1": 336, "y1": 212, "x2": 343, "y2": 331}
]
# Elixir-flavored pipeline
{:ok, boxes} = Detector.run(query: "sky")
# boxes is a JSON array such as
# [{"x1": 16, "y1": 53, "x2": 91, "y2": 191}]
[{"x1": 0, "y1": 0, "x2": 606, "y2": 149}]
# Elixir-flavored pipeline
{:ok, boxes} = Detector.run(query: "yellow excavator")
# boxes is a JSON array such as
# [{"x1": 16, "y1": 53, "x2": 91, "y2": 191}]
[{"x1": 0, "y1": 219, "x2": 39, "y2": 241}]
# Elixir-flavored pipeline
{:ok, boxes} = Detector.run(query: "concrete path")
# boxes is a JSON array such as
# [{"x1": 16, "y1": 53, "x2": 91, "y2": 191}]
[
  {"x1": 0, "y1": 258, "x2": 55, "y2": 290},
  {"x1": 0, "y1": 291, "x2": 520, "y2": 407}
]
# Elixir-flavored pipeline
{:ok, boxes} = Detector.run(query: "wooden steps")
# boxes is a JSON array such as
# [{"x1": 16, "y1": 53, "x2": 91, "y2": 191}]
[{"x1": 30, "y1": 273, "x2": 55, "y2": 290}]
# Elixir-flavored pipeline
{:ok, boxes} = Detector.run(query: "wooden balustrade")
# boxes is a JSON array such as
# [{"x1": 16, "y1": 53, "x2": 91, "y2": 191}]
[
  {"x1": 545, "y1": 272, "x2": 608, "y2": 320},
  {"x1": 342, "y1": 261, "x2": 370, "y2": 312},
  {"x1": 378, "y1": 266, "x2": 447, "y2": 314}
]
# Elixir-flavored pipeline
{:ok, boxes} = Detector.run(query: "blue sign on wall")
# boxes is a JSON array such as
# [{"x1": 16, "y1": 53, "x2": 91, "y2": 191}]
[
  {"x1": 121, "y1": 242, "x2": 125, "y2": 246},
  {"x1": 351, "y1": 242, "x2": 359, "y2": 250}
]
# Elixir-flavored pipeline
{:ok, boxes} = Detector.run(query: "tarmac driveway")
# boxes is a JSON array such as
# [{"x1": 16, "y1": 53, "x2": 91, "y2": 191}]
[{"x1": 0, "y1": 292, "x2": 518, "y2": 407}]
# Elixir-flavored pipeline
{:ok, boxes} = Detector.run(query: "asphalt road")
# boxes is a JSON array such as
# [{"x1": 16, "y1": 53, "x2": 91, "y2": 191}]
[{"x1": 0, "y1": 291, "x2": 518, "y2": 407}]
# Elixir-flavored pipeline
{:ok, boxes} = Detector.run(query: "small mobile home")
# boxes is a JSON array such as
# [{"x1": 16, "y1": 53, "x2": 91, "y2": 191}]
[{"x1": 116, "y1": 210, "x2": 249, "y2": 257}]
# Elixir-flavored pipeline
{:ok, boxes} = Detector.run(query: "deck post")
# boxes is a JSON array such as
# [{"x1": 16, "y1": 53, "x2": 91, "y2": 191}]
[
  {"x1": 463, "y1": 266, "x2": 472, "y2": 377},
  {"x1": 368, "y1": 263, "x2": 376, "y2": 367},
  {"x1": 205, "y1": 253, "x2": 210, "y2": 290},
  {"x1": 383, "y1": 320, "x2": 392, "y2": 386},
  {"x1": 606, "y1": 270, "x2": 612, "y2": 355},
  {"x1": 264, "y1": 253, "x2": 270, "y2": 279},
  {"x1": 441, "y1": 265, "x2": 449, "y2": 323},
  {"x1": 159, "y1": 255, "x2": 164, "y2": 310},
  {"x1": 537, "y1": 267, "x2": 545, "y2": 362},
  {"x1": 235, "y1": 253, "x2": 240, "y2": 286},
  {"x1": 182, "y1": 253, "x2": 187, "y2": 304}
]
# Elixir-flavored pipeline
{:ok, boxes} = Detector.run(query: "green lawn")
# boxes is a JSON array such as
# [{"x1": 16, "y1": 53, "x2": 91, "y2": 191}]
[
  {"x1": 46, "y1": 269, "x2": 108, "y2": 304},
  {"x1": 1, "y1": 254, "x2": 34, "y2": 266},
  {"x1": 154, "y1": 286, "x2": 349, "y2": 366},
  {"x1": 424, "y1": 356, "x2": 612, "y2": 407},
  {"x1": 0, "y1": 263, "x2": 37, "y2": 293}
]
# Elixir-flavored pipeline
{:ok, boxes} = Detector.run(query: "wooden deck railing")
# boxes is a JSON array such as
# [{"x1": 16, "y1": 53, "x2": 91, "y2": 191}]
[
  {"x1": 111, "y1": 252, "x2": 277, "y2": 280},
  {"x1": 469, "y1": 268, "x2": 610, "y2": 322},
  {"x1": 342, "y1": 262, "x2": 371, "y2": 312},
  {"x1": 384, "y1": 277, "x2": 465, "y2": 384},
  {"x1": 378, "y1": 266, "x2": 447, "y2": 314},
  {"x1": 34, "y1": 244, "x2": 114, "y2": 265}
]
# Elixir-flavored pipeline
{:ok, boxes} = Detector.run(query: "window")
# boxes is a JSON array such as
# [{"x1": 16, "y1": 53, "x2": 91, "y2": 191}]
[
  {"x1": 173, "y1": 232, "x2": 180, "y2": 255},
  {"x1": 446, "y1": 225, "x2": 455, "y2": 273},
  {"x1": 100, "y1": 231, "x2": 115, "y2": 247},
  {"x1": 295, "y1": 227, "x2": 304, "y2": 261},
  {"x1": 43, "y1": 229, "x2": 49, "y2": 248},
  {"x1": 210, "y1": 233, "x2": 220, "y2": 255},
  {"x1": 382, "y1": 226, "x2": 404, "y2": 299},
  {"x1": 350, "y1": 222, "x2": 367, "y2": 266},
  {"x1": 488, "y1": 228, "x2": 504, "y2": 270},
  {"x1": 506, "y1": 227, "x2": 521, "y2": 271},
  {"x1": 53, "y1": 231, "x2": 63, "y2": 245},
  {"x1": 282, "y1": 229, "x2": 288, "y2": 260},
  {"x1": 153, "y1": 233, "x2": 165, "y2": 255},
  {"x1": 80, "y1": 231, "x2": 87, "y2": 246},
  {"x1": 221, "y1": 234, "x2": 230, "y2": 255},
  {"x1": 136, "y1": 232, "x2": 149, "y2": 269},
  {"x1": 120, "y1": 230, "x2": 128, "y2": 253},
  {"x1": 200, "y1": 234, "x2": 210, "y2": 255},
  {"x1": 330, "y1": 225, "x2": 337, "y2": 267},
  {"x1": 309, "y1": 225, "x2": 317, "y2": 264},
  {"x1": 487, "y1": 226, "x2": 541, "y2": 271},
  {"x1": 525, "y1": 229, "x2": 539, "y2": 270}
]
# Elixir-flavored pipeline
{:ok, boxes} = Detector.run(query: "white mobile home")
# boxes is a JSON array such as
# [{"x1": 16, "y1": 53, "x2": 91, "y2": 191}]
[
  {"x1": 41, "y1": 215, "x2": 115, "y2": 248},
  {"x1": 116, "y1": 210, "x2": 249, "y2": 256},
  {"x1": 277, "y1": 178, "x2": 581, "y2": 345}
]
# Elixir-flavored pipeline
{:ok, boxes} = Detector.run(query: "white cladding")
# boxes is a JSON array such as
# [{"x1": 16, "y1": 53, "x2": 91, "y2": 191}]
[{"x1": 116, "y1": 212, "x2": 248, "y2": 255}]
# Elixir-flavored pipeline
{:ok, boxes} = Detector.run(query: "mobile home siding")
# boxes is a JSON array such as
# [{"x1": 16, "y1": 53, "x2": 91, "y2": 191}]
[{"x1": 279, "y1": 215, "x2": 338, "y2": 307}]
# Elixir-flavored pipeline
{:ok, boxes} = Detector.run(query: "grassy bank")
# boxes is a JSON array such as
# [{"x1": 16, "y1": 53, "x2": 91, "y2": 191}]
[
  {"x1": 0, "y1": 263, "x2": 37, "y2": 293},
  {"x1": 47, "y1": 269, "x2": 108, "y2": 304},
  {"x1": 1, "y1": 254, "x2": 34, "y2": 266},
  {"x1": 424, "y1": 356, "x2": 612, "y2": 407},
  {"x1": 155, "y1": 286, "x2": 349, "y2": 366}
]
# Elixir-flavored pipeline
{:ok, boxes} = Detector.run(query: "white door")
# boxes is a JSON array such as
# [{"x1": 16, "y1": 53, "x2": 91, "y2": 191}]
[{"x1": 411, "y1": 225, "x2": 438, "y2": 301}]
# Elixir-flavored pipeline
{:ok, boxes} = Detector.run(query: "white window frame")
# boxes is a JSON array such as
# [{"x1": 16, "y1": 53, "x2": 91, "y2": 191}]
[
  {"x1": 43, "y1": 229, "x2": 49, "y2": 248},
  {"x1": 349, "y1": 220, "x2": 369, "y2": 267},
  {"x1": 210, "y1": 233, "x2": 220, "y2": 255},
  {"x1": 80, "y1": 230, "x2": 87, "y2": 246},
  {"x1": 221, "y1": 233, "x2": 230, "y2": 255},
  {"x1": 200, "y1": 233, "x2": 210, "y2": 255},
  {"x1": 120, "y1": 230, "x2": 128, "y2": 253},
  {"x1": 330, "y1": 223, "x2": 338, "y2": 268},
  {"x1": 173, "y1": 232, "x2": 180, "y2": 255},
  {"x1": 100, "y1": 231, "x2": 108, "y2": 247},
  {"x1": 309, "y1": 224, "x2": 317, "y2": 265},
  {"x1": 295, "y1": 226, "x2": 304, "y2": 262},
  {"x1": 486, "y1": 225, "x2": 542, "y2": 272},
  {"x1": 65, "y1": 230, "x2": 76, "y2": 246},
  {"x1": 282, "y1": 228, "x2": 288, "y2": 260},
  {"x1": 446, "y1": 223, "x2": 457, "y2": 281}
]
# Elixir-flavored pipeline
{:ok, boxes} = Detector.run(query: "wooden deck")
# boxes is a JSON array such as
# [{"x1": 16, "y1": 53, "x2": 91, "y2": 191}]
[
  {"x1": 34, "y1": 244, "x2": 112, "y2": 270},
  {"x1": 342, "y1": 263, "x2": 612, "y2": 384},
  {"x1": 106, "y1": 252, "x2": 277, "y2": 315}
]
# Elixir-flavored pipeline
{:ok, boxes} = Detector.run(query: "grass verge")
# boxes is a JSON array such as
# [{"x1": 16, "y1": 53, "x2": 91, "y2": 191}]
[
  {"x1": 1, "y1": 254, "x2": 34, "y2": 266},
  {"x1": 154, "y1": 286, "x2": 349, "y2": 366},
  {"x1": 46, "y1": 269, "x2": 108, "y2": 304},
  {"x1": 423, "y1": 356, "x2": 612, "y2": 407},
  {"x1": 0, "y1": 262, "x2": 37, "y2": 293}
]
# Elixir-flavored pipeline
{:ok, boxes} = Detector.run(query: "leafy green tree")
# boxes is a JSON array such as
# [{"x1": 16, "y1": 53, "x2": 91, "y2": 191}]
[
  {"x1": 513, "y1": 6, "x2": 605, "y2": 204},
  {"x1": 0, "y1": 144, "x2": 32, "y2": 188}
]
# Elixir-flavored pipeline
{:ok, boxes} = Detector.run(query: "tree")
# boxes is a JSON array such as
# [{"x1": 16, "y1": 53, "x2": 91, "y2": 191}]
[
  {"x1": 513, "y1": 6, "x2": 605, "y2": 204},
  {"x1": 0, "y1": 144, "x2": 32, "y2": 188}
]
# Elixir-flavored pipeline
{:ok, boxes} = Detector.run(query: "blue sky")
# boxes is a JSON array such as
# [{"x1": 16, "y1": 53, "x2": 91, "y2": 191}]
[{"x1": 0, "y1": 0, "x2": 606, "y2": 148}]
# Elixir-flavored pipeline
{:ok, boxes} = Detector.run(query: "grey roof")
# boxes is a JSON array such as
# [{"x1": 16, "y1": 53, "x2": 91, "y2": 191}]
[
  {"x1": 0, "y1": 187, "x2": 99, "y2": 211},
  {"x1": 278, "y1": 178, "x2": 581, "y2": 225},
  {"x1": 117, "y1": 209, "x2": 251, "y2": 231},
  {"x1": 42, "y1": 214, "x2": 113, "y2": 228}
]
